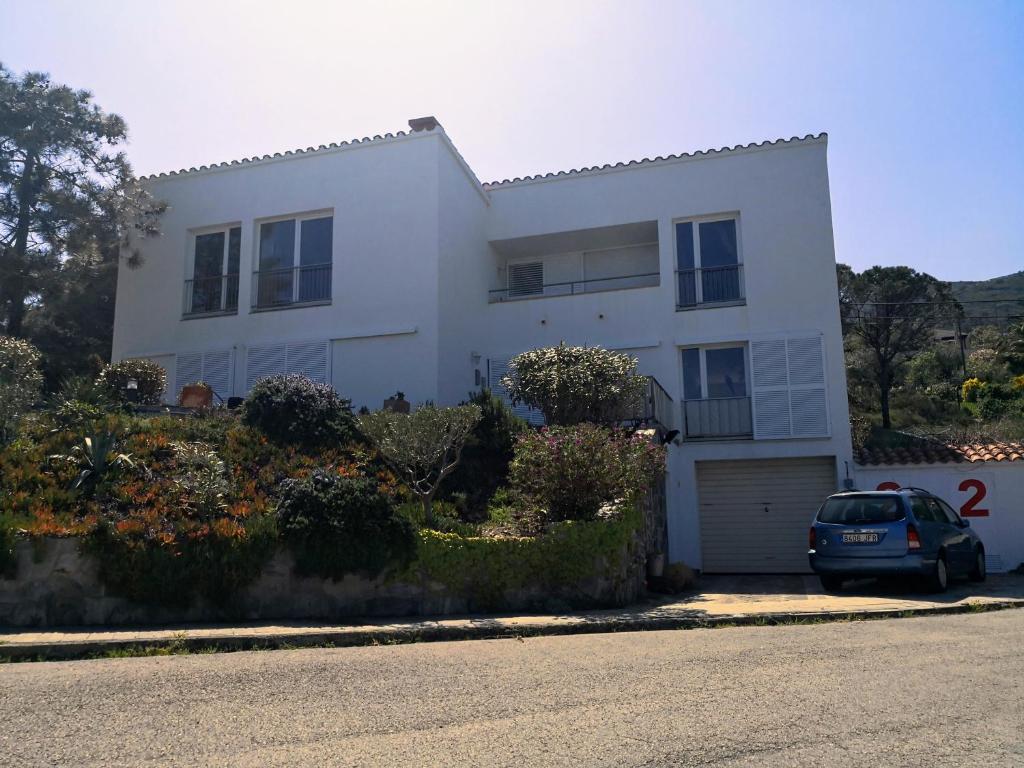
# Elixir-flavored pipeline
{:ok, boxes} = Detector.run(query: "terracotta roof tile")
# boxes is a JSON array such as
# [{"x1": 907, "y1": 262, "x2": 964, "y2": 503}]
[{"x1": 856, "y1": 442, "x2": 1024, "y2": 466}]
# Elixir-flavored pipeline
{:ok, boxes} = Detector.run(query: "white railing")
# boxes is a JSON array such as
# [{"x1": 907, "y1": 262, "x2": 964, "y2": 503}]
[{"x1": 683, "y1": 396, "x2": 752, "y2": 439}]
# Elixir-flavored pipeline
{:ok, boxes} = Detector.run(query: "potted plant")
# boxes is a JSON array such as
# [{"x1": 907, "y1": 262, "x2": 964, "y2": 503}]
[
  {"x1": 179, "y1": 381, "x2": 213, "y2": 409},
  {"x1": 383, "y1": 390, "x2": 410, "y2": 414}
]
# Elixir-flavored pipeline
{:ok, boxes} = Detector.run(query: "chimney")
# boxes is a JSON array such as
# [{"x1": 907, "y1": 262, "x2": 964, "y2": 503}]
[{"x1": 408, "y1": 116, "x2": 440, "y2": 132}]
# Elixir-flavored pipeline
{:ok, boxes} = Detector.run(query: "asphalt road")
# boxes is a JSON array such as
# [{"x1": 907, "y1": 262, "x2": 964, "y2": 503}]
[{"x1": 2, "y1": 611, "x2": 1023, "y2": 767}]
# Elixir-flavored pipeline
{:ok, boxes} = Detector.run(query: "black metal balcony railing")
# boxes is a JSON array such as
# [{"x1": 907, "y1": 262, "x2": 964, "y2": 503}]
[
  {"x1": 683, "y1": 396, "x2": 753, "y2": 439},
  {"x1": 183, "y1": 274, "x2": 239, "y2": 316},
  {"x1": 252, "y1": 263, "x2": 332, "y2": 309},
  {"x1": 489, "y1": 272, "x2": 659, "y2": 303},
  {"x1": 676, "y1": 264, "x2": 744, "y2": 308}
]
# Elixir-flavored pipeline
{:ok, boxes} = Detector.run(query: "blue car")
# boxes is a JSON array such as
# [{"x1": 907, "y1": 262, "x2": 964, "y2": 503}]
[{"x1": 808, "y1": 488, "x2": 986, "y2": 593}]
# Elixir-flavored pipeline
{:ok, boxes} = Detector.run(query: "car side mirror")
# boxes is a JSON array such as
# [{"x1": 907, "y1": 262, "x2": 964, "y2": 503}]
[{"x1": 957, "y1": 519, "x2": 970, "y2": 529}]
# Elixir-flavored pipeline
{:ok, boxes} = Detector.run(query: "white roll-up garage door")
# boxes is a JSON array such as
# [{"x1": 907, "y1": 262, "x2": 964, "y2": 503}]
[{"x1": 697, "y1": 456, "x2": 837, "y2": 573}]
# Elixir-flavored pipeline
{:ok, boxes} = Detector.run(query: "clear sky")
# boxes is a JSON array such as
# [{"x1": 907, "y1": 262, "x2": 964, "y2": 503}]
[{"x1": 2, "y1": 0, "x2": 1021, "y2": 281}]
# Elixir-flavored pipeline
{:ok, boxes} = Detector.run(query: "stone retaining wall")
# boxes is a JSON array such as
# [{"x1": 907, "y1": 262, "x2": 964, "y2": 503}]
[{"x1": 0, "y1": 534, "x2": 646, "y2": 628}]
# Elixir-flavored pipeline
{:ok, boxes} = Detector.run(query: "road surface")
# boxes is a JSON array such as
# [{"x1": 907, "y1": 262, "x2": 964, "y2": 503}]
[{"x1": 2, "y1": 610, "x2": 1022, "y2": 767}]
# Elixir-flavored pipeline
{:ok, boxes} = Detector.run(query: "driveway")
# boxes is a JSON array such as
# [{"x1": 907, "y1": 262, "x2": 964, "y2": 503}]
[{"x1": 3, "y1": 611, "x2": 1023, "y2": 767}]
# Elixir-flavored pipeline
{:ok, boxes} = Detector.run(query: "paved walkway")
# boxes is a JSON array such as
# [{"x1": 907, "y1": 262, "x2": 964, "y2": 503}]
[{"x1": 3, "y1": 574, "x2": 1022, "y2": 659}]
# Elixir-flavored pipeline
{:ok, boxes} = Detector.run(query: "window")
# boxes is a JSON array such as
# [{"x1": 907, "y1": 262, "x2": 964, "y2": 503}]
[
  {"x1": 818, "y1": 496, "x2": 905, "y2": 524},
  {"x1": 675, "y1": 217, "x2": 742, "y2": 308},
  {"x1": 254, "y1": 214, "x2": 333, "y2": 308},
  {"x1": 927, "y1": 498, "x2": 960, "y2": 526},
  {"x1": 681, "y1": 345, "x2": 748, "y2": 400},
  {"x1": 186, "y1": 226, "x2": 240, "y2": 315},
  {"x1": 508, "y1": 261, "x2": 544, "y2": 297},
  {"x1": 936, "y1": 499, "x2": 962, "y2": 525},
  {"x1": 680, "y1": 345, "x2": 752, "y2": 439}
]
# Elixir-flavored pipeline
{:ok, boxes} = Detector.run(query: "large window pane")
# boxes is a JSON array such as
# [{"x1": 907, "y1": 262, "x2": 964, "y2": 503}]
[
  {"x1": 705, "y1": 347, "x2": 746, "y2": 398},
  {"x1": 299, "y1": 216, "x2": 332, "y2": 301},
  {"x1": 192, "y1": 232, "x2": 225, "y2": 313},
  {"x1": 675, "y1": 222, "x2": 695, "y2": 270},
  {"x1": 259, "y1": 220, "x2": 296, "y2": 305},
  {"x1": 226, "y1": 227, "x2": 241, "y2": 310},
  {"x1": 682, "y1": 348, "x2": 702, "y2": 400},
  {"x1": 698, "y1": 220, "x2": 738, "y2": 268}
]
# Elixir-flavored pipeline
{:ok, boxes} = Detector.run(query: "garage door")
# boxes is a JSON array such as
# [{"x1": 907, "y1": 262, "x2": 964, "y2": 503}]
[{"x1": 698, "y1": 457, "x2": 837, "y2": 573}]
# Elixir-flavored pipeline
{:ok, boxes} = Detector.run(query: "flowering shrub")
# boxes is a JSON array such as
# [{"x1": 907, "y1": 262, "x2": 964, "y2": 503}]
[
  {"x1": 961, "y1": 377, "x2": 985, "y2": 403},
  {"x1": 242, "y1": 374, "x2": 358, "y2": 447},
  {"x1": 509, "y1": 424, "x2": 665, "y2": 522},
  {"x1": 98, "y1": 358, "x2": 167, "y2": 405},
  {"x1": 276, "y1": 470, "x2": 416, "y2": 579},
  {"x1": 502, "y1": 343, "x2": 648, "y2": 426},
  {"x1": 0, "y1": 336, "x2": 43, "y2": 443}
]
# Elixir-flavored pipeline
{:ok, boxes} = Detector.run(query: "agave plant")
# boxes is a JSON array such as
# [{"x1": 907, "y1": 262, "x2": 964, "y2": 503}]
[{"x1": 51, "y1": 429, "x2": 135, "y2": 493}]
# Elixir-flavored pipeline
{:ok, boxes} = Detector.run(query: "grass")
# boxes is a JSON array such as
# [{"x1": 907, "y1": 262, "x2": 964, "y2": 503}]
[{"x1": 2, "y1": 600, "x2": 1021, "y2": 663}]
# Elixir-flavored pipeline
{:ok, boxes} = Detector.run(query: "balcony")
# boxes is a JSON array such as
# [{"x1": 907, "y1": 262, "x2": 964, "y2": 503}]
[
  {"x1": 251, "y1": 263, "x2": 332, "y2": 310},
  {"x1": 489, "y1": 271, "x2": 660, "y2": 303},
  {"x1": 183, "y1": 274, "x2": 239, "y2": 317},
  {"x1": 682, "y1": 396, "x2": 753, "y2": 439},
  {"x1": 626, "y1": 376, "x2": 675, "y2": 433},
  {"x1": 676, "y1": 265, "x2": 744, "y2": 309}
]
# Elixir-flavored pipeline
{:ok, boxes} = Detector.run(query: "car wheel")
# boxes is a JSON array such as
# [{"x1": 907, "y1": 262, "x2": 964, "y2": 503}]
[
  {"x1": 969, "y1": 549, "x2": 987, "y2": 582},
  {"x1": 820, "y1": 575, "x2": 844, "y2": 593},
  {"x1": 927, "y1": 553, "x2": 949, "y2": 593}
]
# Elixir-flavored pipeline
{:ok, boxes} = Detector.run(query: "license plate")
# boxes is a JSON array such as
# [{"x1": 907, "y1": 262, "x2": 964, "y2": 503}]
[{"x1": 842, "y1": 533, "x2": 879, "y2": 544}]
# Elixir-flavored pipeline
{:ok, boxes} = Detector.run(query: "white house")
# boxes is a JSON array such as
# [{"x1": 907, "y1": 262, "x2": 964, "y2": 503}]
[{"x1": 113, "y1": 117, "x2": 854, "y2": 573}]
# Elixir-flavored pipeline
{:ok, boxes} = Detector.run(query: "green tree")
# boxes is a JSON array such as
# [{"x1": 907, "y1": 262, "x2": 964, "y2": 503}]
[
  {"x1": 0, "y1": 64, "x2": 164, "y2": 370},
  {"x1": 501, "y1": 342, "x2": 647, "y2": 426},
  {"x1": 837, "y1": 264, "x2": 960, "y2": 429},
  {"x1": 359, "y1": 404, "x2": 481, "y2": 527}
]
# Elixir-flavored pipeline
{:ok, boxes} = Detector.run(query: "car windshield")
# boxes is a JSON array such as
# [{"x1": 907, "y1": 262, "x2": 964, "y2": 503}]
[{"x1": 818, "y1": 496, "x2": 905, "y2": 525}]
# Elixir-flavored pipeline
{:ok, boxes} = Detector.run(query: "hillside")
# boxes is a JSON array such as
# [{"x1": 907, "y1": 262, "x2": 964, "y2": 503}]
[{"x1": 951, "y1": 270, "x2": 1024, "y2": 326}]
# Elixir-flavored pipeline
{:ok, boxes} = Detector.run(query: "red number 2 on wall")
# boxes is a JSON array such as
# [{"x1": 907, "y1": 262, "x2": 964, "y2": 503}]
[
  {"x1": 958, "y1": 479, "x2": 989, "y2": 517},
  {"x1": 874, "y1": 479, "x2": 990, "y2": 517}
]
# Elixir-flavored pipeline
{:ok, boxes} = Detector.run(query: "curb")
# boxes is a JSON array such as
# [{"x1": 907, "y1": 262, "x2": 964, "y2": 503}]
[{"x1": 3, "y1": 599, "x2": 1023, "y2": 662}]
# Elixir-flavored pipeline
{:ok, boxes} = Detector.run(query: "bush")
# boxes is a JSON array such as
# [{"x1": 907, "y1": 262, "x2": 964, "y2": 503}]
[
  {"x1": 962, "y1": 377, "x2": 985, "y2": 403},
  {"x1": 502, "y1": 343, "x2": 647, "y2": 426},
  {"x1": 98, "y1": 358, "x2": 167, "y2": 405},
  {"x1": 242, "y1": 374, "x2": 357, "y2": 447},
  {"x1": 510, "y1": 424, "x2": 665, "y2": 522},
  {"x1": 276, "y1": 470, "x2": 416, "y2": 579},
  {"x1": 359, "y1": 404, "x2": 481, "y2": 527},
  {"x1": 444, "y1": 389, "x2": 527, "y2": 520},
  {"x1": 0, "y1": 336, "x2": 43, "y2": 443}
]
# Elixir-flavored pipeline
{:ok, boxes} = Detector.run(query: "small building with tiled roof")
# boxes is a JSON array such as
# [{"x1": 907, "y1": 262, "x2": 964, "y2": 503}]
[{"x1": 854, "y1": 441, "x2": 1024, "y2": 573}]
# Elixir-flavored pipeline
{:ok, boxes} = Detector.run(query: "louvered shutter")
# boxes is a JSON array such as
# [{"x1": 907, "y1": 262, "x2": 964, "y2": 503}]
[
  {"x1": 751, "y1": 339, "x2": 790, "y2": 439},
  {"x1": 246, "y1": 343, "x2": 287, "y2": 390},
  {"x1": 174, "y1": 350, "x2": 234, "y2": 403},
  {"x1": 787, "y1": 336, "x2": 829, "y2": 437},
  {"x1": 488, "y1": 358, "x2": 544, "y2": 425},
  {"x1": 750, "y1": 336, "x2": 829, "y2": 440},
  {"x1": 286, "y1": 340, "x2": 329, "y2": 384},
  {"x1": 174, "y1": 353, "x2": 204, "y2": 402},
  {"x1": 201, "y1": 350, "x2": 233, "y2": 401},
  {"x1": 508, "y1": 262, "x2": 543, "y2": 297}
]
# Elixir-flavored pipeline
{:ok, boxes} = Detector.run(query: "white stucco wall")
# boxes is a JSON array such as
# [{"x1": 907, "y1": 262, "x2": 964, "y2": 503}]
[
  {"x1": 481, "y1": 139, "x2": 852, "y2": 566},
  {"x1": 855, "y1": 463, "x2": 1024, "y2": 573},
  {"x1": 113, "y1": 132, "x2": 445, "y2": 406}
]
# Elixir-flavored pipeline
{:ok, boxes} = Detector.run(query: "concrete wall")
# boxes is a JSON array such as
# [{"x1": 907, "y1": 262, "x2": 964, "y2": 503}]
[{"x1": 855, "y1": 463, "x2": 1024, "y2": 573}]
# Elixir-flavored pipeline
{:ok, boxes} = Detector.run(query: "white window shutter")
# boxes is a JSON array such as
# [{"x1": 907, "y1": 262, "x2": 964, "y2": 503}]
[
  {"x1": 201, "y1": 350, "x2": 234, "y2": 401},
  {"x1": 787, "y1": 336, "x2": 829, "y2": 437},
  {"x1": 175, "y1": 353, "x2": 204, "y2": 402},
  {"x1": 508, "y1": 262, "x2": 544, "y2": 297},
  {"x1": 488, "y1": 357, "x2": 544, "y2": 425},
  {"x1": 286, "y1": 340, "x2": 329, "y2": 384},
  {"x1": 246, "y1": 343, "x2": 287, "y2": 390},
  {"x1": 751, "y1": 339, "x2": 790, "y2": 439},
  {"x1": 750, "y1": 336, "x2": 829, "y2": 439}
]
